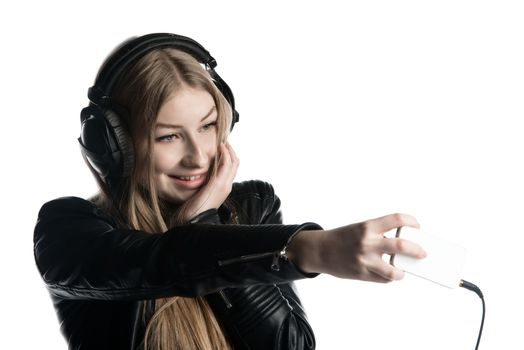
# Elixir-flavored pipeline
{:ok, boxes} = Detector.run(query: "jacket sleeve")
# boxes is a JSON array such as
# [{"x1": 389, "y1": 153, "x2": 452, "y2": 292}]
[
  {"x1": 33, "y1": 195, "x2": 320, "y2": 301},
  {"x1": 206, "y1": 181, "x2": 317, "y2": 349}
]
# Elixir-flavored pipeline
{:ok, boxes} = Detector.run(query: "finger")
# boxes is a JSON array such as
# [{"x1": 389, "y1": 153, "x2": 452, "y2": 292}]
[
  {"x1": 378, "y1": 238, "x2": 427, "y2": 258},
  {"x1": 225, "y1": 142, "x2": 238, "y2": 162},
  {"x1": 225, "y1": 142, "x2": 240, "y2": 171},
  {"x1": 220, "y1": 143, "x2": 238, "y2": 172},
  {"x1": 369, "y1": 213, "x2": 420, "y2": 233},
  {"x1": 226, "y1": 142, "x2": 240, "y2": 174},
  {"x1": 223, "y1": 143, "x2": 238, "y2": 173},
  {"x1": 368, "y1": 258, "x2": 405, "y2": 281},
  {"x1": 216, "y1": 143, "x2": 238, "y2": 187},
  {"x1": 359, "y1": 272, "x2": 393, "y2": 284},
  {"x1": 218, "y1": 143, "x2": 231, "y2": 168},
  {"x1": 219, "y1": 143, "x2": 238, "y2": 181}
]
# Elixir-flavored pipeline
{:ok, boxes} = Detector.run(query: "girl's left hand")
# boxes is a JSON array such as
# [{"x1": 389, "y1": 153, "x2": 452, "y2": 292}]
[
  {"x1": 183, "y1": 143, "x2": 239, "y2": 221},
  {"x1": 287, "y1": 213, "x2": 426, "y2": 283}
]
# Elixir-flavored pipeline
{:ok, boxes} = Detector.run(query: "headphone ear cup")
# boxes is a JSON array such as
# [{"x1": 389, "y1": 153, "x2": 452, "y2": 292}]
[
  {"x1": 104, "y1": 109, "x2": 135, "y2": 177},
  {"x1": 78, "y1": 105, "x2": 134, "y2": 180}
]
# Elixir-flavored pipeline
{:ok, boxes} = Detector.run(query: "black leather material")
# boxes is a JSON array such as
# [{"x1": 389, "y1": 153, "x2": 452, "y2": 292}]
[{"x1": 34, "y1": 180, "x2": 320, "y2": 349}]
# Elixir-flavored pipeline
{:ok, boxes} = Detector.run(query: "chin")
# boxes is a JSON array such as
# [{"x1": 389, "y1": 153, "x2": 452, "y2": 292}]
[{"x1": 159, "y1": 189, "x2": 197, "y2": 205}]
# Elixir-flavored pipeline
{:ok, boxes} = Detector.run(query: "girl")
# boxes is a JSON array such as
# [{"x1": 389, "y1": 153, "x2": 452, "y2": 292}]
[{"x1": 34, "y1": 33, "x2": 425, "y2": 350}]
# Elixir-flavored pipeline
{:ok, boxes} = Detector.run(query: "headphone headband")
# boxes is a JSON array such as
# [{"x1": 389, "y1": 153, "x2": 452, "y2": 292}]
[{"x1": 88, "y1": 33, "x2": 219, "y2": 107}]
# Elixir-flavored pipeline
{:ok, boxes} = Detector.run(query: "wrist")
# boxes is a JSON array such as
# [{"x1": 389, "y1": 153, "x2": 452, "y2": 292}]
[{"x1": 286, "y1": 229, "x2": 323, "y2": 274}]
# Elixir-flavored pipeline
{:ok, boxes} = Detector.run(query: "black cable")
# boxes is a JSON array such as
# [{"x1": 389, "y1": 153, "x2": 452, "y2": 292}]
[{"x1": 460, "y1": 280, "x2": 485, "y2": 350}]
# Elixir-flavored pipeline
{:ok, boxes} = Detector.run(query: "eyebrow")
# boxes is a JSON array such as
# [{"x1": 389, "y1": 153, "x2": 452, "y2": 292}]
[{"x1": 156, "y1": 106, "x2": 216, "y2": 129}]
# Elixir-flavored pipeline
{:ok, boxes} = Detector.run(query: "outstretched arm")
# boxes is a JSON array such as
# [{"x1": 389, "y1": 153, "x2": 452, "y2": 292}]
[{"x1": 287, "y1": 213, "x2": 427, "y2": 283}]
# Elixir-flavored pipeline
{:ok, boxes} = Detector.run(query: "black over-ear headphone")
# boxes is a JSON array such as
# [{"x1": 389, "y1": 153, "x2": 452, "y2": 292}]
[{"x1": 78, "y1": 33, "x2": 239, "y2": 189}]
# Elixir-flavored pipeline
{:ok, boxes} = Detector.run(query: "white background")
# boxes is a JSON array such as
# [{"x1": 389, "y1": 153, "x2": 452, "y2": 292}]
[{"x1": 1, "y1": 1, "x2": 523, "y2": 349}]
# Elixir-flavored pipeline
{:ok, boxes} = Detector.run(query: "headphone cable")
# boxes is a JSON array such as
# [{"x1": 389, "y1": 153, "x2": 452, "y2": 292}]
[{"x1": 460, "y1": 280, "x2": 485, "y2": 350}]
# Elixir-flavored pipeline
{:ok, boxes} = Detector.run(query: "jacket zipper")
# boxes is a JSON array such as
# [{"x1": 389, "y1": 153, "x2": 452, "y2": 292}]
[
  {"x1": 217, "y1": 250, "x2": 287, "y2": 271},
  {"x1": 216, "y1": 250, "x2": 286, "y2": 309},
  {"x1": 218, "y1": 290, "x2": 233, "y2": 309},
  {"x1": 216, "y1": 246, "x2": 291, "y2": 309}
]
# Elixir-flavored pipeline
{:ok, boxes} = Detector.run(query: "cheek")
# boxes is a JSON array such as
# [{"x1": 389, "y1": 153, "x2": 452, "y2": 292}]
[
  {"x1": 204, "y1": 132, "x2": 218, "y2": 157},
  {"x1": 153, "y1": 146, "x2": 180, "y2": 172},
  {"x1": 206, "y1": 137, "x2": 218, "y2": 158}
]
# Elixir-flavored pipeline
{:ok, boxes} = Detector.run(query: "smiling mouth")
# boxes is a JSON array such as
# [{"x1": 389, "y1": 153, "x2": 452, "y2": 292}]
[
  {"x1": 168, "y1": 173, "x2": 207, "y2": 189},
  {"x1": 174, "y1": 174, "x2": 204, "y2": 181}
]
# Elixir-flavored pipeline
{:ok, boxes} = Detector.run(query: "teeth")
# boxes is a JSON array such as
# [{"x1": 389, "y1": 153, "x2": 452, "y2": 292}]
[{"x1": 179, "y1": 175, "x2": 201, "y2": 181}]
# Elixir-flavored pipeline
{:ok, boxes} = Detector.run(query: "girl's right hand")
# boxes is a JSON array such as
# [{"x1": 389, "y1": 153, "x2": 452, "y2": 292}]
[
  {"x1": 287, "y1": 213, "x2": 427, "y2": 283},
  {"x1": 183, "y1": 142, "x2": 239, "y2": 222}
]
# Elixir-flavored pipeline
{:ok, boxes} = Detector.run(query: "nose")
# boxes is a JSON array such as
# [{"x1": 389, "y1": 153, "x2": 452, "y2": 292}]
[{"x1": 181, "y1": 135, "x2": 207, "y2": 168}]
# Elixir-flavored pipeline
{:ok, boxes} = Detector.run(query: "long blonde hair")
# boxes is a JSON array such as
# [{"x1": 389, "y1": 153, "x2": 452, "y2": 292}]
[{"x1": 84, "y1": 47, "x2": 233, "y2": 349}]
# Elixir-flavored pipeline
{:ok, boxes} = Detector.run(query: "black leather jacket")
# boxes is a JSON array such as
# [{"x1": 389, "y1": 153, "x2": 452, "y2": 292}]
[{"x1": 34, "y1": 180, "x2": 321, "y2": 349}]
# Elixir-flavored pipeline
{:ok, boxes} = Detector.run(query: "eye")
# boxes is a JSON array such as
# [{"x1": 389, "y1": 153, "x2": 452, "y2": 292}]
[
  {"x1": 201, "y1": 121, "x2": 217, "y2": 132},
  {"x1": 156, "y1": 133, "x2": 180, "y2": 142}
]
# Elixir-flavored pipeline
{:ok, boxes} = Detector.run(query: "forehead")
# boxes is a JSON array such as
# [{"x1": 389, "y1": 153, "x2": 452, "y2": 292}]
[{"x1": 156, "y1": 87, "x2": 216, "y2": 125}]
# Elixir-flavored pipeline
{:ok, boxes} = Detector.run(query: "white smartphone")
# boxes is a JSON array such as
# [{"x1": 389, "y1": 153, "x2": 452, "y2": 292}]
[{"x1": 389, "y1": 227, "x2": 467, "y2": 289}]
